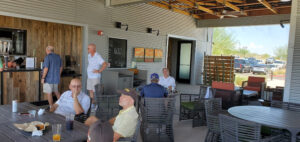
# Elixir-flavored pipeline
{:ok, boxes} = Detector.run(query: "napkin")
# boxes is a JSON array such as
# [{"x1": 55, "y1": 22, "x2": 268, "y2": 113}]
[
  {"x1": 38, "y1": 109, "x2": 45, "y2": 116},
  {"x1": 32, "y1": 130, "x2": 43, "y2": 136}
]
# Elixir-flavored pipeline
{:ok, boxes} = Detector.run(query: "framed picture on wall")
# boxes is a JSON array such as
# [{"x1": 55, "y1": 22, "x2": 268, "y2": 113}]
[
  {"x1": 145, "y1": 48, "x2": 154, "y2": 62},
  {"x1": 134, "y1": 47, "x2": 145, "y2": 62},
  {"x1": 154, "y1": 49, "x2": 163, "y2": 62}
]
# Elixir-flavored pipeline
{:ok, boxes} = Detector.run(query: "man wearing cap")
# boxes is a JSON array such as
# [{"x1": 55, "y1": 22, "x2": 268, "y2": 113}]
[
  {"x1": 140, "y1": 73, "x2": 168, "y2": 98},
  {"x1": 85, "y1": 88, "x2": 138, "y2": 142}
]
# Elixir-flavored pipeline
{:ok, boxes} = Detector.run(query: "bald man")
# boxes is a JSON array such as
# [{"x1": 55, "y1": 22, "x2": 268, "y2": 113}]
[
  {"x1": 42, "y1": 46, "x2": 62, "y2": 107},
  {"x1": 87, "y1": 44, "x2": 107, "y2": 106},
  {"x1": 50, "y1": 78, "x2": 91, "y2": 116}
]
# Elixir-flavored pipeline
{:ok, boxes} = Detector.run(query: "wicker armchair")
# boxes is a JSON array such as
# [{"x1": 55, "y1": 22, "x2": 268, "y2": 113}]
[
  {"x1": 179, "y1": 85, "x2": 210, "y2": 127},
  {"x1": 95, "y1": 95, "x2": 121, "y2": 121},
  {"x1": 242, "y1": 76, "x2": 266, "y2": 97},
  {"x1": 204, "y1": 98, "x2": 223, "y2": 142},
  {"x1": 141, "y1": 98, "x2": 175, "y2": 142},
  {"x1": 219, "y1": 114, "x2": 283, "y2": 142}
]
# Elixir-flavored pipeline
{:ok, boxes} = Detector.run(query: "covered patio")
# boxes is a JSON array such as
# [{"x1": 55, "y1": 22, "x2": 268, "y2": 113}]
[{"x1": 0, "y1": 0, "x2": 299, "y2": 142}]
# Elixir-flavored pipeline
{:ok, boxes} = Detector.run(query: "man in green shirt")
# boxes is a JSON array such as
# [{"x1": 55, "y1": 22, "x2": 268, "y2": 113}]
[{"x1": 85, "y1": 88, "x2": 138, "y2": 142}]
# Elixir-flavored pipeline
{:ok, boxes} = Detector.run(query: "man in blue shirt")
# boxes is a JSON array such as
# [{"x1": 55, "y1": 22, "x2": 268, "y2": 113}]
[
  {"x1": 41, "y1": 46, "x2": 63, "y2": 107},
  {"x1": 140, "y1": 73, "x2": 168, "y2": 98}
]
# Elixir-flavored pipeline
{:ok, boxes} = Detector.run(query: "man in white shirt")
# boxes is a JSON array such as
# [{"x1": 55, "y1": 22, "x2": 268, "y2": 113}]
[
  {"x1": 159, "y1": 68, "x2": 176, "y2": 91},
  {"x1": 50, "y1": 78, "x2": 91, "y2": 116},
  {"x1": 87, "y1": 43, "x2": 107, "y2": 105}
]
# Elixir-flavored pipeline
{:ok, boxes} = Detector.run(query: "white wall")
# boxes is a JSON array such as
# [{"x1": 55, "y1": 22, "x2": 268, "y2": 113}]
[
  {"x1": 0, "y1": 0, "x2": 213, "y2": 88},
  {"x1": 283, "y1": 0, "x2": 300, "y2": 103}
]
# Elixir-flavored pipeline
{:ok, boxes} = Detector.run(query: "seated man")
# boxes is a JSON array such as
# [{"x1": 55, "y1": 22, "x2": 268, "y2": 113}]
[
  {"x1": 141, "y1": 73, "x2": 168, "y2": 98},
  {"x1": 159, "y1": 68, "x2": 176, "y2": 91},
  {"x1": 85, "y1": 88, "x2": 138, "y2": 142},
  {"x1": 50, "y1": 78, "x2": 90, "y2": 116}
]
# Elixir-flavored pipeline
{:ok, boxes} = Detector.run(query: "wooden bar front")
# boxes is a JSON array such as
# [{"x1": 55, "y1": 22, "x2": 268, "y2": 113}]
[{"x1": 1, "y1": 69, "x2": 41, "y2": 105}]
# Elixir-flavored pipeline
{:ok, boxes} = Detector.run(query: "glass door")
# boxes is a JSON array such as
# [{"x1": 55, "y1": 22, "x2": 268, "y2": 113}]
[{"x1": 177, "y1": 41, "x2": 192, "y2": 83}]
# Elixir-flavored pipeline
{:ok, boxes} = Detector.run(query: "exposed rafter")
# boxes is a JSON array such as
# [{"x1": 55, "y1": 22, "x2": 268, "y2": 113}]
[
  {"x1": 149, "y1": 2, "x2": 201, "y2": 19},
  {"x1": 175, "y1": 0, "x2": 219, "y2": 16},
  {"x1": 148, "y1": 0, "x2": 290, "y2": 20},
  {"x1": 258, "y1": 0, "x2": 278, "y2": 14},
  {"x1": 216, "y1": 0, "x2": 241, "y2": 12}
]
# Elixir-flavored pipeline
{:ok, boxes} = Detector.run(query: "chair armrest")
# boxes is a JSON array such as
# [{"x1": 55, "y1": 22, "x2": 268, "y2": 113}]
[{"x1": 242, "y1": 81, "x2": 248, "y2": 87}]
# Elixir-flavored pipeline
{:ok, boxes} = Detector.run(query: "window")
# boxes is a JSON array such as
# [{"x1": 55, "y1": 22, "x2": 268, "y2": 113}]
[{"x1": 108, "y1": 38, "x2": 127, "y2": 68}]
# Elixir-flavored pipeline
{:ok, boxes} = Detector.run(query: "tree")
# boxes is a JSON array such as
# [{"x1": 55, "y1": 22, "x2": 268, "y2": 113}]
[
  {"x1": 261, "y1": 53, "x2": 271, "y2": 59},
  {"x1": 274, "y1": 46, "x2": 288, "y2": 61},
  {"x1": 212, "y1": 28, "x2": 237, "y2": 55},
  {"x1": 236, "y1": 46, "x2": 250, "y2": 58}
]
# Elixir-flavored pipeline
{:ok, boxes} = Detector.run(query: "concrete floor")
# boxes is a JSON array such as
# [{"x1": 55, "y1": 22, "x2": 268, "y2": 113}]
[{"x1": 137, "y1": 83, "x2": 207, "y2": 142}]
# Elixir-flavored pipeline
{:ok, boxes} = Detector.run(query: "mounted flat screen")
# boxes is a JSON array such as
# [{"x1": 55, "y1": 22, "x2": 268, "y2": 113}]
[{"x1": 108, "y1": 38, "x2": 127, "y2": 68}]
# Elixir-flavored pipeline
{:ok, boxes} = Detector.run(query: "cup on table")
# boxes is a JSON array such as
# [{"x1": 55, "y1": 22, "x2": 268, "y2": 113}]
[
  {"x1": 28, "y1": 110, "x2": 36, "y2": 118},
  {"x1": 65, "y1": 114, "x2": 75, "y2": 131},
  {"x1": 52, "y1": 124, "x2": 62, "y2": 142}
]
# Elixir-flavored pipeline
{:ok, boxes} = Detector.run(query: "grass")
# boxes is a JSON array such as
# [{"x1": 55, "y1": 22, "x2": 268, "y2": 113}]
[
  {"x1": 273, "y1": 69, "x2": 286, "y2": 75},
  {"x1": 234, "y1": 75, "x2": 248, "y2": 87}
]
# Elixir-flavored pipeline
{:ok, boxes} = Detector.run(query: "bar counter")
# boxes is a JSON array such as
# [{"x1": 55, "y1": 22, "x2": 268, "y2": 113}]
[{"x1": 0, "y1": 68, "x2": 42, "y2": 105}]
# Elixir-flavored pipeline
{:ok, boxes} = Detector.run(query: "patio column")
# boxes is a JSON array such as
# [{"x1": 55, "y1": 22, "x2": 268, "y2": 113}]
[{"x1": 284, "y1": 0, "x2": 300, "y2": 103}]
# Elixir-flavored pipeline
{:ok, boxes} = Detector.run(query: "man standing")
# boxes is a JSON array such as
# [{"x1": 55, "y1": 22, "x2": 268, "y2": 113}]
[
  {"x1": 41, "y1": 46, "x2": 62, "y2": 107},
  {"x1": 50, "y1": 78, "x2": 90, "y2": 116},
  {"x1": 87, "y1": 43, "x2": 107, "y2": 105},
  {"x1": 159, "y1": 68, "x2": 176, "y2": 91},
  {"x1": 140, "y1": 73, "x2": 168, "y2": 98}
]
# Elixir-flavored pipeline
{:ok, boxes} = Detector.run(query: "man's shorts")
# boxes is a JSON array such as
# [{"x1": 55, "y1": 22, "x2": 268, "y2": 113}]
[
  {"x1": 43, "y1": 83, "x2": 58, "y2": 94},
  {"x1": 87, "y1": 78, "x2": 100, "y2": 92}
]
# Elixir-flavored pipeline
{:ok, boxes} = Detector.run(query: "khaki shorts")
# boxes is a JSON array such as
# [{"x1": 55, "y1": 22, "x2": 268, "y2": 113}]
[
  {"x1": 43, "y1": 83, "x2": 58, "y2": 94},
  {"x1": 87, "y1": 78, "x2": 100, "y2": 92}
]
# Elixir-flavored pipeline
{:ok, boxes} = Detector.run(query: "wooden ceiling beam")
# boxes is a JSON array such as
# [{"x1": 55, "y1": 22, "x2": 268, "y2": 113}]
[
  {"x1": 148, "y1": 2, "x2": 201, "y2": 19},
  {"x1": 197, "y1": 6, "x2": 290, "y2": 19},
  {"x1": 216, "y1": 0, "x2": 241, "y2": 12},
  {"x1": 176, "y1": 0, "x2": 218, "y2": 16},
  {"x1": 197, "y1": 2, "x2": 217, "y2": 6},
  {"x1": 209, "y1": 0, "x2": 286, "y2": 9},
  {"x1": 258, "y1": 0, "x2": 278, "y2": 14},
  {"x1": 200, "y1": 0, "x2": 244, "y2": 3}
]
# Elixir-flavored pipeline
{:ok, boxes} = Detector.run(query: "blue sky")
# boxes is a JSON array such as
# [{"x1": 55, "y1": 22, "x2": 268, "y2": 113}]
[{"x1": 224, "y1": 24, "x2": 290, "y2": 56}]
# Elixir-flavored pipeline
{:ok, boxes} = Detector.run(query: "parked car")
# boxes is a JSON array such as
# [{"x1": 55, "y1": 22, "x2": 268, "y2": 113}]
[
  {"x1": 253, "y1": 64, "x2": 268, "y2": 75},
  {"x1": 256, "y1": 59, "x2": 264, "y2": 64},
  {"x1": 274, "y1": 60, "x2": 285, "y2": 69},
  {"x1": 266, "y1": 64, "x2": 278, "y2": 72},
  {"x1": 266, "y1": 57, "x2": 275, "y2": 64},
  {"x1": 234, "y1": 59, "x2": 251, "y2": 73}
]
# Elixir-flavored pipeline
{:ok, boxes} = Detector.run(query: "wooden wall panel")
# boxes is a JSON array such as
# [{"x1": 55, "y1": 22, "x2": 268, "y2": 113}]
[{"x1": 0, "y1": 15, "x2": 82, "y2": 73}]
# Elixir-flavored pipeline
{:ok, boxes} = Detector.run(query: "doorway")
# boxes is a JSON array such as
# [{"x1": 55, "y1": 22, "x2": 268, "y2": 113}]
[
  {"x1": 177, "y1": 41, "x2": 192, "y2": 83},
  {"x1": 167, "y1": 37, "x2": 195, "y2": 84}
]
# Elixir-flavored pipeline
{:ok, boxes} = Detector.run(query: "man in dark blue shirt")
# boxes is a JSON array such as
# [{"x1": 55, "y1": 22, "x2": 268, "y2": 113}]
[
  {"x1": 41, "y1": 46, "x2": 63, "y2": 107},
  {"x1": 140, "y1": 73, "x2": 168, "y2": 98}
]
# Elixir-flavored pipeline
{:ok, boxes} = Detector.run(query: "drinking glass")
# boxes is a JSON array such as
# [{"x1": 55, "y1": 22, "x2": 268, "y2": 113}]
[
  {"x1": 52, "y1": 124, "x2": 62, "y2": 142},
  {"x1": 65, "y1": 114, "x2": 74, "y2": 131}
]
